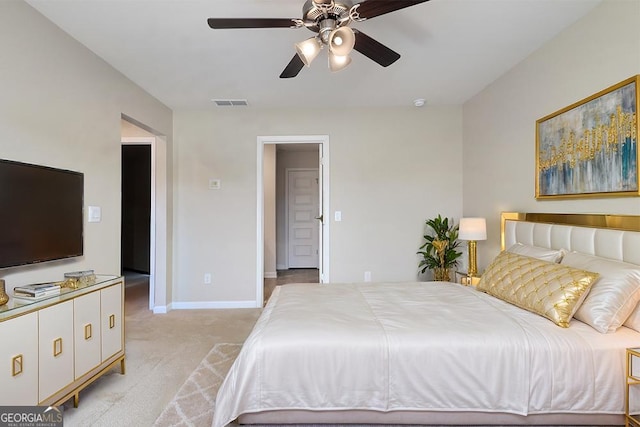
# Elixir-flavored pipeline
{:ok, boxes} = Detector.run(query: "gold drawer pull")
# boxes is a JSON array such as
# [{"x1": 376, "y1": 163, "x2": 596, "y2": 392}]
[
  {"x1": 53, "y1": 338, "x2": 63, "y2": 357},
  {"x1": 84, "y1": 323, "x2": 92, "y2": 340},
  {"x1": 109, "y1": 314, "x2": 115, "y2": 329},
  {"x1": 12, "y1": 355, "x2": 23, "y2": 376}
]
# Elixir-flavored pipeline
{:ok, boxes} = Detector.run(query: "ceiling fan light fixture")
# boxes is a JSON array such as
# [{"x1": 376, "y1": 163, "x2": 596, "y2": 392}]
[
  {"x1": 328, "y1": 26, "x2": 355, "y2": 56},
  {"x1": 295, "y1": 37, "x2": 322, "y2": 66},
  {"x1": 328, "y1": 51, "x2": 352, "y2": 72},
  {"x1": 208, "y1": 0, "x2": 429, "y2": 79}
]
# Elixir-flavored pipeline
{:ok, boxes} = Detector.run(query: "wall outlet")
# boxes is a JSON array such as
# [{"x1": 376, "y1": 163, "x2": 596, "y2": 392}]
[
  {"x1": 364, "y1": 271, "x2": 371, "y2": 282},
  {"x1": 204, "y1": 273, "x2": 212, "y2": 285}
]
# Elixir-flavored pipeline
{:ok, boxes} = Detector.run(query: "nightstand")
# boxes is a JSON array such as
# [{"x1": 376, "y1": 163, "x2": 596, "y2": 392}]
[
  {"x1": 626, "y1": 348, "x2": 640, "y2": 426},
  {"x1": 455, "y1": 271, "x2": 481, "y2": 287}
]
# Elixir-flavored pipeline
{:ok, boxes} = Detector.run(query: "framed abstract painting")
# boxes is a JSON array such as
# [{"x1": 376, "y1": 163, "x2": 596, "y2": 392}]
[{"x1": 536, "y1": 75, "x2": 639, "y2": 199}]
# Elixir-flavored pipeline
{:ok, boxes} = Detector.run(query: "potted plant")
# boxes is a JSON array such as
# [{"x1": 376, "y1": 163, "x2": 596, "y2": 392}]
[{"x1": 417, "y1": 214, "x2": 462, "y2": 281}]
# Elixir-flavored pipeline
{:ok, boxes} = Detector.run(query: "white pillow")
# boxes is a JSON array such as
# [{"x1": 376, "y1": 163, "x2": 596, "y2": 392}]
[
  {"x1": 624, "y1": 305, "x2": 640, "y2": 332},
  {"x1": 507, "y1": 243, "x2": 565, "y2": 263},
  {"x1": 561, "y1": 251, "x2": 640, "y2": 333}
]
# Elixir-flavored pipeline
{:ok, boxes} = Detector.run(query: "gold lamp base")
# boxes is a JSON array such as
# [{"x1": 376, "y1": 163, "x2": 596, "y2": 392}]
[{"x1": 468, "y1": 240, "x2": 478, "y2": 277}]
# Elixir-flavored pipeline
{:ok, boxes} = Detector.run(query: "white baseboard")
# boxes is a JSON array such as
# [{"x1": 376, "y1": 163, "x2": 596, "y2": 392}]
[
  {"x1": 264, "y1": 271, "x2": 277, "y2": 279},
  {"x1": 153, "y1": 304, "x2": 169, "y2": 314},
  {"x1": 171, "y1": 300, "x2": 257, "y2": 309}
]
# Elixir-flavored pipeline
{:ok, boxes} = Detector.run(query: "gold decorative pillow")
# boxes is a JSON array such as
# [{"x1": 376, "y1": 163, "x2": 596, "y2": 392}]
[{"x1": 477, "y1": 251, "x2": 599, "y2": 327}]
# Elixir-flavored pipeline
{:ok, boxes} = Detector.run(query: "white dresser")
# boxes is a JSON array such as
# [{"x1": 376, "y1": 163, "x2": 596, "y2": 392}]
[{"x1": 0, "y1": 275, "x2": 125, "y2": 406}]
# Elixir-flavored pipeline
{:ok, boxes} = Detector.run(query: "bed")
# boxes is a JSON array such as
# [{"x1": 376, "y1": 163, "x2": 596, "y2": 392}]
[{"x1": 214, "y1": 212, "x2": 640, "y2": 426}]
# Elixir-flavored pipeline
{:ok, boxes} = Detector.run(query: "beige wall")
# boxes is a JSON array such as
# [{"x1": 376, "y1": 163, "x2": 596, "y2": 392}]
[
  {"x1": 121, "y1": 119, "x2": 156, "y2": 138},
  {"x1": 463, "y1": 0, "x2": 640, "y2": 270},
  {"x1": 0, "y1": 2, "x2": 172, "y2": 295},
  {"x1": 173, "y1": 107, "x2": 463, "y2": 304}
]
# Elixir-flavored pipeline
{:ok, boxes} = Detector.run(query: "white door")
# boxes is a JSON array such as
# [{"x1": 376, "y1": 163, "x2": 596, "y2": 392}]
[
  {"x1": 318, "y1": 147, "x2": 324, "y2": 282},
  {"x1": 287, "y1": 169, "x2": 319, "y2": 268}
]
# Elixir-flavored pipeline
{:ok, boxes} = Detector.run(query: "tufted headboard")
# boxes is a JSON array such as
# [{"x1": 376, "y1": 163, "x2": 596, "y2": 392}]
[{"x1": 501, "y1": 212, "x2": 640, "y2": 266}]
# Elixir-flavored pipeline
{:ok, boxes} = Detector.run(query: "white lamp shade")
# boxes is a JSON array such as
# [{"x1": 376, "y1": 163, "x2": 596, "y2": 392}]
[
  {"x1": 328, "y1": 51, "x2": 352, "y2": 72},
  {"x1": 295, "y1": 37, "x2": 322, "y2": 67},
  {"x1": 458, "y1": 217, "x2": 487, "y2": 241},
  {"x1": 328, "y1": 26, "x2": 355, "y2": 57}
]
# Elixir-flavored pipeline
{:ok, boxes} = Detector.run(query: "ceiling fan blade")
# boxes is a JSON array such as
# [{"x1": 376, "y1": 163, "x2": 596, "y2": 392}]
[
  {"x1": 353, "y1": 30, "x2": 401, "y2": 67},
  {"x1": 280, "y1": 54, "x2": 305, "y2": 79},
  {"x1": 354, "y1": 0, "x2": 430, "y2": 20},
  {"x1": 207, "y1": 18, "x2": 299, "y2": 29}
]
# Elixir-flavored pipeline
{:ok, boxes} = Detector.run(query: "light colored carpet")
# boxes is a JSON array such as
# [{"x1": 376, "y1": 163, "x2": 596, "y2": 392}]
[
  {"x1": 153, "y1": 343, "x2": 242, "y2": 427},
  {"x1": 61, "y1": 280, "x2": 261, "y2": 427}
]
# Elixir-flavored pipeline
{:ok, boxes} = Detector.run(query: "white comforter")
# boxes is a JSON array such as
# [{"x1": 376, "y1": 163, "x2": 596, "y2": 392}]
[{"x1": 213, "y1": 282, "x2": 640, "y2": 427}]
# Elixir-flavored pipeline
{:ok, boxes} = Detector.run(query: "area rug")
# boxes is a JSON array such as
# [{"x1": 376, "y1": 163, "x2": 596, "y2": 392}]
[{"x1": 153, "y1": 342, "x2": 242, "y2": 427}]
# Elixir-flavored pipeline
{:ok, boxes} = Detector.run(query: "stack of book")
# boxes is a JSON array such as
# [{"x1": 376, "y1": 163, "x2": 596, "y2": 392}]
[{"x1": 13, "y1": 283, "x2": 61, "y2": 301}]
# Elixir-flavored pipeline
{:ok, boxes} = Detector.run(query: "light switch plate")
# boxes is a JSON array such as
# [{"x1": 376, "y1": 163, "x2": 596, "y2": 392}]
[
  {"x1": 88, "y1": 206, "x2": 101, "y2": 223},
  {"x1": 334, "y1": 211, "x2": 342, "y2": 222}
]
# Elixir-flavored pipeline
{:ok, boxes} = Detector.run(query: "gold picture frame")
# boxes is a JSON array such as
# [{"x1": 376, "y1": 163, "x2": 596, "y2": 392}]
[{"x1": 535, "y1": 75, "x2": 639, "y2": 199}]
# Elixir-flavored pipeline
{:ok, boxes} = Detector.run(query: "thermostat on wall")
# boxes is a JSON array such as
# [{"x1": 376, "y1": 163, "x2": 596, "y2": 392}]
[{"x1": 209, "y1": 179, "x2": 221, "y2": 190}]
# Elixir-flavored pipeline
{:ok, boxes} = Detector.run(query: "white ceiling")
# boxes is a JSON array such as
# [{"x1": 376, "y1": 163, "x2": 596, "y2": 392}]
[{"x1": 25, "y1": 0, "x2": 601, "y2": 110}]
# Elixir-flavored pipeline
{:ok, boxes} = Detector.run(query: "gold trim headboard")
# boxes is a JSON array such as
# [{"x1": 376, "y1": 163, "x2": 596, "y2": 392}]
[{"x1": 501, "y1": 212, "x2": 640, "y2": 251}]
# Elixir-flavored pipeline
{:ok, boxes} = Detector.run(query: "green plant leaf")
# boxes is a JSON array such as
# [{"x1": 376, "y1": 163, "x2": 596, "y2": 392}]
[{"x1": 417, "y1": 214, "x2": 463, "y2": 275}]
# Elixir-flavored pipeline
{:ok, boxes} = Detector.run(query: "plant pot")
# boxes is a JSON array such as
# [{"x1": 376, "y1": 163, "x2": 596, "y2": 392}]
[{"x1": 433, "y1": 267, "x2": 451, "y2": 282}]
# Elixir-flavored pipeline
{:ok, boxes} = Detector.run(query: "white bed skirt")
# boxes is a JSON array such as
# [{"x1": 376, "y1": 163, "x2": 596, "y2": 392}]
[{"x1": 239, "y1": 409, "x2": 623, "y2": 425}]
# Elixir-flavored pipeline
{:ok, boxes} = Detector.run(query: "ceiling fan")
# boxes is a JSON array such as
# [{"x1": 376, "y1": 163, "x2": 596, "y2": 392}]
[{"x1": 207, "y1": 0, "x2": 430, "y2": 78}]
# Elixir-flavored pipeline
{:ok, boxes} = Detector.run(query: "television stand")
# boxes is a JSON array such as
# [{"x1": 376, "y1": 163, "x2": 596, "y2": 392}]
[{"x1": 0, "y1": 275, "x2": 124, "y2": 406}]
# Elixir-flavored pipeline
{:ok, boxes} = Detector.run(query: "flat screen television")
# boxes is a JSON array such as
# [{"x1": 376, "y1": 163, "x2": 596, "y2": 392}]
[{"x1": 0, "y1": 159, "x2": 84, "y2": 269}]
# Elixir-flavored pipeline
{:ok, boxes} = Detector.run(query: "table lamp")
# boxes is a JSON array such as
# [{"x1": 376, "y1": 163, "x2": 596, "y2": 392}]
[{"x1": 458, "y1": 217, "x2": 487, "y2": 277}]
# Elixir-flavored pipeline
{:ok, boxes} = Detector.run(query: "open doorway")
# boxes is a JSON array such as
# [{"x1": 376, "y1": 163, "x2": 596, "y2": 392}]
[
  {"x1": 257, "y1": 135, "x2": 330, "y2": 307},
  {"x1": 121, "y1": 144, "x2": 151, "y2": 269},
  {"x1": 120, "y1": 139, "x2": 152, "y2": 304},
  {"x1": 120, "y1": 116, "x2": 169, "y2": 313},
  {"x1": 264, "y1": 145, "x2": 321, "y2": 302},
  {"x1": 121, "y1": 142, "x2": 151, "y2": 311}
]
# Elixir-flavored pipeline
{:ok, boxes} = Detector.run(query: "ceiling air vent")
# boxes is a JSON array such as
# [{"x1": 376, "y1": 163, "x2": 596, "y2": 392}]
[{"x1": 212, "y1": 99, "x2": 248, "y2": 107}]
